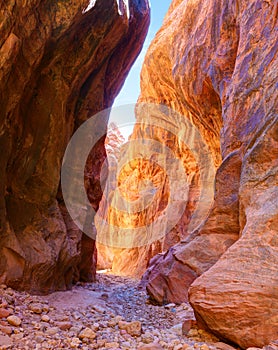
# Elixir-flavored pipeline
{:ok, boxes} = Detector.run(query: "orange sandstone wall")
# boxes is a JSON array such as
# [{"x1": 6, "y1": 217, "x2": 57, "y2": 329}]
[{"x1": 140, "y1": 0, "x2": 277, "y2": 347}]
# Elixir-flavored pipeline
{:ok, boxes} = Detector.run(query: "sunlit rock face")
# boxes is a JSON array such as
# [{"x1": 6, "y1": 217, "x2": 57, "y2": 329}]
[
  {"x1": 137, "y1": 0, "x2": 277, "y2": 348},
  {"x1": 95, "y1": 103, "x2": 213, "y2": 277},
  {"x1": 96, "y1": 122, "x2": 125, "y2": 271},
  {"x1": 0, "y1": 0, "x2": 150, "y2": 293}
]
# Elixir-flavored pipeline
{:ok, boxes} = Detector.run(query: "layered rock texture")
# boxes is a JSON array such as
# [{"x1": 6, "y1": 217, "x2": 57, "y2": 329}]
[
  {"x1": 0, "y1": 0, "x2": 149, "y2": 293},
  {"x1": 96, "y1": 107, "x2": 206, "y2": 277},
  {"x1": 105, "y1": 0, "x2": 277, "y2": 348}
]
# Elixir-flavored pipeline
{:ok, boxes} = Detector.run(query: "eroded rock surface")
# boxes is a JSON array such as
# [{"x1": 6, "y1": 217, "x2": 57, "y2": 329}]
[
  {"x1": 96, "y1": 107, "x2": 207, "y2": 278},
  {"x1": 0, "y1": 0, "x2": 150, "y2": 293},
  {"x1": 135, "y1": 0, "x2": 277, "y2": 348}
]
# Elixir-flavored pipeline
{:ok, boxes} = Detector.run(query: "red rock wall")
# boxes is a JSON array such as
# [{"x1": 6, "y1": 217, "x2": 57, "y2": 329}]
[
  {"x1": 136, "y1": 0, "x2": 277, "y2": 347},
  {"x1": 0, "y1": 0, "x2": 150, "y2": 293}
]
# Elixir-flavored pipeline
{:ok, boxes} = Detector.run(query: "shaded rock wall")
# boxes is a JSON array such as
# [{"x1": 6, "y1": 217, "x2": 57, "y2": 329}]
[
  {"x1": 0, "y1": 0, "x2": 150, "y2": 293},
  {"x1": 133, "y1": 0, "x2": 277, "y2": 347}
]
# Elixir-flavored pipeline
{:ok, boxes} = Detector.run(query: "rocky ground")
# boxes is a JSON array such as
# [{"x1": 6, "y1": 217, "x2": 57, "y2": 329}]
[{"x1": 0, "y1": 273, "x2": 239, "y2": 349}]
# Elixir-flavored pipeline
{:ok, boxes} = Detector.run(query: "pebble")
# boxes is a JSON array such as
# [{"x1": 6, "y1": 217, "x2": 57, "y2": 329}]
[
  {"x1": 105, "y1": 341, "x2": 120, "y2": 348},
  {"x1": 70, "y1": 337, "x2": 82, "y2": 347},
  {"x1": 174, "y1": 345, "x2": 184, "y2": 350},
  {"x1": 35, "y1": 335, "x2": 45, "y2": 343},
  {"x1": 0, "y1": 334, "x2": 12, "y2": 347},
  {"x1": 118, "y1": 320, "x2": 142, "y2": 336},
  {"x1": 141, "y1": 331, "x2": 154, "y2": 344},
  {"x1": 0, "y1": 274, "x2": 227, "y2": 350},
  {"x1": 200, "y1": 344, "x2": 210, "y2": 350},
  {"x1": 56, "y1": 321, "x2": 72, "y2": 330},
  {"x1": 41, "y1": 315, "x2": 50, "y2": 322},
  {"x1": 7, "y1": 315, "x2": 22, "y2": 326},
  {"x1": 0, "y1": 325, "x2": 12, "y2": 335},
  {"x1": 45, "y1": 326, "x2": 60, "y2": 335},
  {"x1": 188, "y1": 328, "x2": 199, "y2": 337},
  {"x1": 29, "y1": 303, "x2": 44, "y2": 314},
  {"x1": 0, "y1": 308, "x2": 10, "y2": 318},
  {"x1": 182, "y1": 319, "x2": 195, "y2": 335},
  {"x1": 170, "y1": 323, "x2": 183, "y2": 336},
  {"x1": 78, "y1": 327, "x2": 97, "y2": 340}
]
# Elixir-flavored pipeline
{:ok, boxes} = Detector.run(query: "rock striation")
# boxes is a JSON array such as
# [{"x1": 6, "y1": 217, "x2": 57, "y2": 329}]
[
  {"x1": 0, "y1": 0, "x2": 150, "y2": 293},
  {"x1": 134, "y1": 0, "x2": 277, "y2": 348},
  {"x1": 95, "y1": 107, "x2": 206, "y2": 278}
]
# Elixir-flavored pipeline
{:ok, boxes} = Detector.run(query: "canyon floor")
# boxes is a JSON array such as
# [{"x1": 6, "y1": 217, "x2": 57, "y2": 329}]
[{"x1": 0, "y1": 273, "x2": 238, "y2": 350}]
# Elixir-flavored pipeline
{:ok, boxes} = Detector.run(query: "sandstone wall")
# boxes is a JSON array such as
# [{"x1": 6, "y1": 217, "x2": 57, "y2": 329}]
[
  {"x1": 136, "y1": 0, "x2": 277, "y2": 347},
  {"x1": 0, "y1": 0, "x2": 150, "y2": 293}
]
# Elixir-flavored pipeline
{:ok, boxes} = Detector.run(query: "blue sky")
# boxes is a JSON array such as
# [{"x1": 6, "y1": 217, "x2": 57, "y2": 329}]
[{"x1": 113, "y1": 0, "x2": 172, "y2": 107}]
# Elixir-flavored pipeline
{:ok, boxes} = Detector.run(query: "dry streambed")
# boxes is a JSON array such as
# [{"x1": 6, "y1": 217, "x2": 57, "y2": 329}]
[{"x1": 0, "y1": 274, "x2": 262, "y2": 350}]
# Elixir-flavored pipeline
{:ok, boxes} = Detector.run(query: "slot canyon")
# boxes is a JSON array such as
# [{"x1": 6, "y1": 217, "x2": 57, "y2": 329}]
[{"x1": 0, "y1": 0, "x2": 277, "y2": 349}]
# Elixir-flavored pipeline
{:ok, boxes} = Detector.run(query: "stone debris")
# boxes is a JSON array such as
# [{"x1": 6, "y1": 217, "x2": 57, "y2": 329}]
[
  {"x1": 0, "y1": 274, "x2": 253, "y2": 349},
  {"x1": 6, "y1": 316, "x2": 21, "y2": 327}
]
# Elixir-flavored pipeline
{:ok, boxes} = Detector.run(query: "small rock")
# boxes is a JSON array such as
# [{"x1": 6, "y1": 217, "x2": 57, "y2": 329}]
[
  {"x1": 41, "y1": 315, "x2": 50, "y2": 322},
  {"x1": 105, "y1": 341, "x2": 120, "y2": 348},
  {"x1": 187, "y1": 328, "x2": 199, "y2": 337},
  {"x1": 138, "y1": 344, "x2": 163, "y2": 350},
  {"x1": 92, "y1": 322, "x2": 99, "y2": 331},
  {"x1": 171, "y1": 339, "x2": 182, "y2": 347},
  {"x1": 0, "y1": 308, "x2": 10, "y2": 319},
  {"x1": 29, "y1": 303, "x2": 43, "y2": 314},
  {"x1": 7, "y1": 315, "x2": 21, "y2": 326},
  {"x1": 11, "y1": 333, "x2": 24, "y2": 341},
  {"x1": 91, "y1": 305, "x2": 106, "y2": 314},
  {"x1": 170, "y1": 323, "x2": 183, "y2": 336},
  {"x1": 200, "y1": 345, "x2": 210, "y2": 350},
  {"x1": 182, "y1": 319, "x2": 195, "y2": 335},
  {"x1": 174, "y1": 345, "x2": 184, "y2": 350},
  {"x1": 45, "y1": 327, "x2": 60, "y2": 335},
  {"x1": 56, "y1": 321, "x2": 72, "y2": 331},
  {"x1": 72, "y1": 311, "x2": 81, "y2": 320},
  {"x1": 42, "y1": 305, "x2": 50, "y2": 313},
  {"x1": 121, "y1": 341, "x2": 131, "y2": 348},
  {"x1": 35, "y1": 335, "x2": 45, "y2": 343},
  {"x1": 96, "y1": 339, "x2": 106, "y2": 347},
  {"x1": 0, "y1": 334, "x2": 12, "y2": 347},
  {"x1": 78, "y1": 327, "x2": 96, "y2": 340},
  {"x1": 108, "y1": 318, "x2": 117, "y2": 327},
  {"x1": 115, "y1": 315, "x2": 123, "y2": 323},
  {"x1": 165, "y1": 303, "x2": 176, "y2": 309},
  {"x1": 0, "y1": 325, "x2": 12, "y2": 335},
  {"x1": 70, "y1": 325, "x2": 83, "y2": 335},
  {"x1": 70, "y1": 337, "x2": 82, "y2": 347},
  {"x1": 141, "y1": 332, "x2": 154, "y2": 344},
  {"x1": 118, "y1": 320, "x2": 142, "y2": 337}
]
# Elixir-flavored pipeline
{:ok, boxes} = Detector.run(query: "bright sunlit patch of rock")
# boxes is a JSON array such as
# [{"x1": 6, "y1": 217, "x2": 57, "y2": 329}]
[
  {"x1": 97, "y1": 269, "x2": 111, "y2": 274},
  {"x1": 82, "y1": 0, "x2": 97, "y2": 13},
  {"x1": 116, "y1": 0, "x2": 130, "y2": 18},
  {"x1": 123, "y1": 0, "x2": 130, "y2": 18}
]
